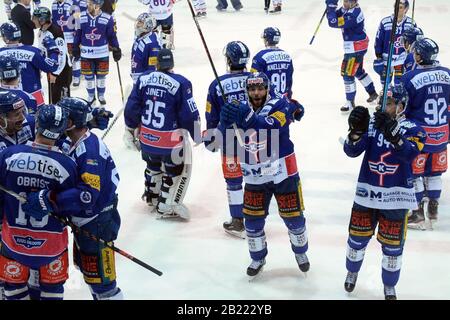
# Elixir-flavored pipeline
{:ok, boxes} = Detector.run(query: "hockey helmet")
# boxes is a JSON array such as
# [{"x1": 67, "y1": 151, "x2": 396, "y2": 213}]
[
  {"x1": 36, "y1": 104, "x2": 69, "y2": 140},
  {"x1": 57, "y1": 97, "x2": 93, "y2": 129},
  {"x1": 414, "y1": 38, "x2": 439, "y2": 65},
  {"x1": 135, "y1": 13, "x2": 157, "y2": 37},
  {"x1": 0, "y1": 91, "x2": 25, "y2": 115},
  {"x1": 0, "y1": 22, "x2": 21, "y2": 42},
  {"x1": 33, "y1": 7, "x2": 52, "y2": 24},
  {"x1": 0, "y1": 55, "x2": 20, "y2": 81},
  {"x1": 262, "y1": 27, "x2": 281, "y2": 46},
  {"x1": 223, "y1": 41, "x2": 250, "y2": 69}
]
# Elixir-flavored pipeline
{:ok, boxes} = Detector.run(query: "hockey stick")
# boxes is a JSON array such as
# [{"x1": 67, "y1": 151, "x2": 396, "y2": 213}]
[
  {"x1": 101, "y1": 61, "x2": 125, "y2": 140},
  {"x1": 186, "y1": 0, "x2": 245, "y2": 147},
  {"x1": 411, "y1": 0, "x2": 416, "y2": 23},
  {"x1": 47, "y1": 75, "x2": 53, "y2": 105},
  {"x1": 381, "y1": 0, "x2": 402, "y2": 112},
  {"x1": 0, "y1": 184, "x2": 163, "y2": 276},
  {"x1": 309, "y1": 9, "x2": 327, "y2": 45}
]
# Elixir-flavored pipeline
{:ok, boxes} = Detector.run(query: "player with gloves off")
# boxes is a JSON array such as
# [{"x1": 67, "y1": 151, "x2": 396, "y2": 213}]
[
  {"x1": 325, "y1": 0, "x2": 378, "y2": 112},
  {"x1": 342, "y1": 85, "x2": 426, "y2": 300},
  {"x1": 124, "y1": 49, "x2": 201, "y2": 220},
  {"x1": 73, "y1": 0, "x2": 121, "y2": 105},
  {"x1": 220, "y1": 72, "x2": 309, "y2": 279}
]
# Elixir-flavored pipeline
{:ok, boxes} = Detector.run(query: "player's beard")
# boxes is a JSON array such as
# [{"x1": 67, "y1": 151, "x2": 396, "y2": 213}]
[{"x1": 250, "y1": 95, "x2": 265, "y2": 109}]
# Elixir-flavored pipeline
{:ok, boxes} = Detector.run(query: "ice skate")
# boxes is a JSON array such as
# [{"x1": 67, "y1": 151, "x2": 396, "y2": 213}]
[
  {"x1": 98, "y1": 95, "x2": 107, "y2": 105},
  {"x1": 295, "y1": 253, "x2": 310, "y2": 273},
  {"x1": 427, "y1": 199, "x2": 438, "y2": 229},
  {"x1": 384, "y1": 285, "x2": 397, "y2": 300},
  {"x1": 223, "y1": 217, "x2": 246, "y2": 239},
  {"x1": 72, "y1": 77, "x2": 80, "y2": 87},
  {"x1": 344, "y1": 271, "x2": 358, "y2": 293},
  {"x1": 247, "y1": 259, "x2": 265, "y2": 280},
  {"x1": 341, "y1": 100, "x2": 355, "y2": 112},
  {"x1": 366, "y1": 91, "x2": 379, "y2": 103},
  {"x1": 407, "y1": 201, "x2": 426, "y2": 230},
  {"x1": 156, "y1": 203, "x2": 190, "y2": 221},
  {"x1": 269, "y1": 5, "x2": 281, "y2": 13}
]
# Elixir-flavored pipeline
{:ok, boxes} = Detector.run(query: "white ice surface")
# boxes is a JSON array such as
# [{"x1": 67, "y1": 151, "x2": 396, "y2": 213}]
[{"x1": 2, "y1": 0, "x2": 449, "y2": 300}]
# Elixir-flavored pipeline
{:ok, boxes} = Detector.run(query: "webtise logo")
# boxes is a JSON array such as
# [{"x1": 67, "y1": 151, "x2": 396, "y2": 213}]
[{"x1": 6, "y1": 153, "x2": 70, "y2": 182}]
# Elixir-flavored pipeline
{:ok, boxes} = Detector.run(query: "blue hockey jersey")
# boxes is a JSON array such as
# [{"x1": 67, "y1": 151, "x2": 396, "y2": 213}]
[
  {"x1": 375, "y1": 15, "x2": 416, "y2": 66},
  {"x1": 0, "y1": 115, "x2": 35, "y2": 152},
  {"x1": 0, "y1": 141, "x2": 78, "y2": 268},
  {"x1": 344, "y1": 117, "x2": 426, "y2": 210},
  {"x1": 52, "y1": 0, "x2": 77, "y2": 44},
  {"x1": 0, "y1": 45, "x2": 59, "y2": 106},
  {"x1": 326, "y1": 5, "x2": 369, "y2": 54},
  {"x1": 251, "y1": 48, "x2": 294, "y2": 99},
  {"x1": 234, "y1": 98, "x2": 299, "y2": 185},
  {"x1": 403, "y1": 52, "x2": 417, "y2": 73},
  {"x1": 125, "y1": 70, "x2": 201, "y2": 155},
  {"x1": 131, "y1": 32, "x2": 161, "y2": 83},
  {"x1": 401, "y1": 64, "x2": 450, "y2": 153},
  {"x1": 74, "y1": 11, "x2": 119, "y2": 59},
  {"x1": 57, "y1": 131, "x2": 120, "y2": 227}
]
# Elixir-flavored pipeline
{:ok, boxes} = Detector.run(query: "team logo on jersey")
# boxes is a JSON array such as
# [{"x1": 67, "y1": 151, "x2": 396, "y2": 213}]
[
  {"x1": 244, "y1": 131, "x2": 267, "y2": 163},
  {"x1": 368, "y1": 152, "x2": 399, "y2": 186},
  {"x1": 57, "y1": 15, "x2": 68, "y2": 28},
  {"x1": 85, "y1": 28, "x2": 102, "y2": 46},
  {"x1": 13, "y1": 236, "x2": 46, "y2": 249}
]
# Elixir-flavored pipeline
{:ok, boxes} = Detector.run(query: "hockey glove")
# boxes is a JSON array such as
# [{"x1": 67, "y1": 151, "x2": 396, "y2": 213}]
[
  {"x1": 90, "y1": 107, "x2": 114, "y2": 130},
  {"x1": 374, "y1": 111, "x2": 402, "y2": 146},
  {"x1": 22, "y1": 190, "x2": 56, "y2": 220},
  {"x1": 373, "y1": 58, "x2": 386, "y2": 76},
  {"x1": 112, "y1": 47, "x2": 122, "y2": 62},
  {"x1": 286, "y1": 99, "x2": 305, "y2": 122},
  {"x1": 325, "y1": 0, "x2": 338, "y2": 9},
  {"x1": 123, "y1": 126, "x2": 141, "y2": 151},
  {"x1": 42, "y1": 36, "x2": 59, "y2": 56},
  {"x1": 221, "y1": 102, "x2": 255, "y2": 129},
  {"x1": 348, "y1": 106, "x2": 370, "y2": 141},
  {"x1": 72, "y1": 46, "x2": 81, "y2": 60}
]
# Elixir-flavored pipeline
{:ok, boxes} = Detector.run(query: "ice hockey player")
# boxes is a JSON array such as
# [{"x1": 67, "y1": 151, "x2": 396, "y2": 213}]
[
  {"x1": 52, "y1": 0, "x2": 84, "y2": 87},
  {"x1": 220, "y1": 72, "x2": 309, "y2": 278},
  {"x1": 124, "y1": 49, "x2": 201, "y2": 220},
  {"x1": 400, "y1": 27, "x2": 424, "y2": 73},
  {"x1": 192, "y1": 0, "x2": 207, "y2": 18},
  {"x1": 0, "y1": 102, "x2": 78, "y2": 300},
  {"x1": 342, "y1": 85, "x2": 426, "y2": 300},
  {"x1": 131, "y1": 13, "x2": 161, "y2": 84},
  {"x1": 374, "y1": 0, "x2": 416, "y2": 88},
  {"x1": 0, "y1": 55, "x2": 38, "y2": 113},
  {"x1": 204, "y1": 41, "x2": 251, "y2": 238},
  {"x1": 73, "y1": 0, "x2": 122, "y2": 105},
  {"x1": 42, "y1": 96, "x2": 121, "y2": 300},
  {"x1": 251, "y1": 27, "x2": 293, "y2": 99},
  {"x1": 0, "y1": 22, "x2": 60, "y2": 107},
  {"x1": 401, "y1": 38, "x2": 450, "y2": 230},
  {"x1": 138, "y1": 0, "x2": 176, "y2": 50},
  {"x1": 216, "y1": 0, "x2": 243, "y2": 12},
  {"x1": 325, "y1": 0, "x2": 378, "y2": 112},
  {"x1": 34, "y1": 6, "x2": 72, "y2": 104}
]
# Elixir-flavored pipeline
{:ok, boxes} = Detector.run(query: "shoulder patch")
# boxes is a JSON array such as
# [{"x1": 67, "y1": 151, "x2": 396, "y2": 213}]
[
  {"x1": 270, "y1": 111, "x2": 287, "y2": 127},
  {"x1": 81, "y1": 172, "x2": 101, "y2": 191}
]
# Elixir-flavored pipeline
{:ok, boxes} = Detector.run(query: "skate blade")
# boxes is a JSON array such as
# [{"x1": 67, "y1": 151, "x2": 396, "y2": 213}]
[
  {"x1": 224, "y1": 229, "x2": 246, "y2": 239},
  {"x1": 248, "y1": 267, "x2": 264, "y2": 282},
  {"x1": 407, "y1": 222, "x2": 426, "y2": 231}
]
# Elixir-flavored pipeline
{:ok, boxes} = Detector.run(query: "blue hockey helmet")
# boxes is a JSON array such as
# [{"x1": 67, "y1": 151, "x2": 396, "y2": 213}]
[
  {"x1": 57, "y1": 97, "x2": 92, "y2": 128},
  {"x1": 389, "y1": 84, "x2": 408, "y2": 106},
  {"x1": 262, "y1": 27, "x2": 281, "y2": 46},
  {"x1": 36, "y1": 104, "x2": 69, "y2": 140},
  {"x1": 135, "y1": 13, "x2": 156, "y2": 37},
  {"x1": 246, "y1": 72, "x2": 270, "y2": 91},
  {"x1": 33, "y1": 6, "x2": 52, "y2": 23},
  {"x1": 0, "y1": 22, "x2": 21, "y2": 42},
  {"x1": 414, "y1": 38, "x2": 439, "y2": 65},
  {"x1": 0, "y1": 55, "x2": 21, "y2": 81},
  {"x1": 224, "y1": 41, "x2": 250, "y2": 69},
  {"x1": 401, "y1": 27, "x2": 424, "y2": 47},
  {"x1": 0, "y1": 91, "x2": 25, "y2": 115}
]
